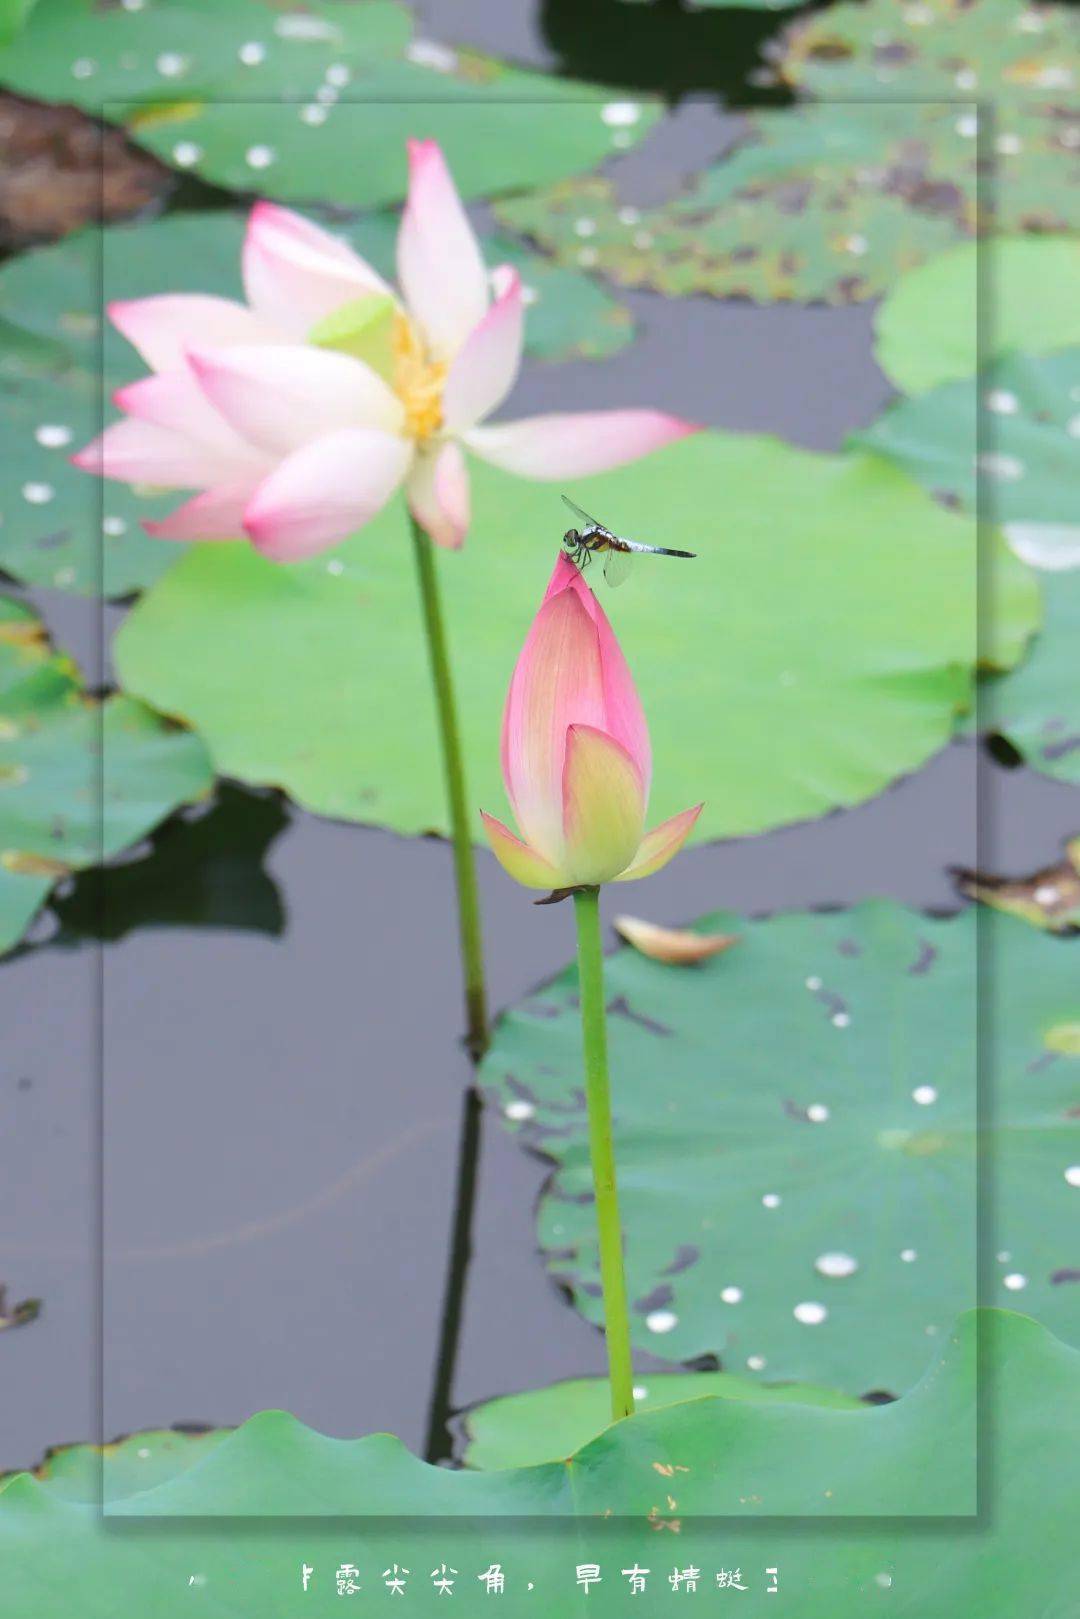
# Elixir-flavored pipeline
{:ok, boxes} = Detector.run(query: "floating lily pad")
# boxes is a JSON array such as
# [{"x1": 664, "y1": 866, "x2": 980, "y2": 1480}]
[
  {"x1": 11, "y1": 1427, "x2": 231, "y2": 1505},
  {"x1": 0, "y1": 594, "x2": 213, "y2": 954},
  {"x1": 116, "y1": 433, "x2": 1036, "y2": 845},
  {"x1": 0, "y1": 1312, "x2": 1075, "y2": 1614},
  {"x1": 874, "y1": 236, "x2": 1080, "y2": 395},
  {"x1": 984, "y1": 567, "x2": 1080, "y2": 786},
  {"x1": 0, "y1": 0, "x2": 658, "y2": 208},
  {"x1": 497, "y1": 102, "x2": 980, "y2": 305},
  {"x1": 775, "y1": 0, "x2": 1079, "y2": 123},
  {"x1": 479, "y1": 902, "x2": 1079, "y2": 1394},
  {"x1": 854, "y1": 348, "x2": 1080, "y2": 537},
  {"x1": 462, "y1": 1370, "x2": 863, "y2": 1472},
  {"x1": 0, "y1": 210, "x2": 634, "y2": 597}
]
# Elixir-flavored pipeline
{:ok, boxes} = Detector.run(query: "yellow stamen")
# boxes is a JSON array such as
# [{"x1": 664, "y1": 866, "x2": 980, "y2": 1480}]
[{"x1": 392, "y1": 311, "x2": 447, "y2": 442}]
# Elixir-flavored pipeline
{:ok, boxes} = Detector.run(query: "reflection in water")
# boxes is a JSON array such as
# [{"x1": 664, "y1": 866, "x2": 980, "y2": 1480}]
[
  {"x1": 54, "y1": 783, "x2": 288, "y2": 944},
  {"x1": 540, "y1": 0, "x2": 804, "y2": 104}
]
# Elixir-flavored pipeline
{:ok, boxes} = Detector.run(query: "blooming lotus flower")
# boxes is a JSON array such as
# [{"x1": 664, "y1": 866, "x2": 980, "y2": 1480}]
[
  {"x1": 73, "y1": 141, "x2": 696, "y2": 561},
  {"x1": 482, "y1": 553, "x2": 702, "y2": 890}
]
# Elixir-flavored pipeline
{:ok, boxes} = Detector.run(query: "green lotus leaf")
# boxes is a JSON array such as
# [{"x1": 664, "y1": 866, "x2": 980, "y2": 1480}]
[
  {"x1": 479, "y1": 901, "x2": 1079, "y2": 1394},
  {"x1": 497, "y1": 102, "x2": 977, "y2": 305},
  {"x1": 114, "y1": 433, "x2": 1036, "y2": 844},
  {"x1": 0, "y1": 211, "x2": 634, "y2": 596},
  {"x1": 775, "y1": 0, "x2": 1079, "y2": 124},
  {"x1": 0, "y1": 1313, "x2": 1076, "y2": 1617},
  {"x1": 983, "y1": 567, "x2": 1080, "y2": 786},
  {"x1": 462, "y1": 1370, "x2": 863, "y2": 1472},
  {"x1": 0, "y1": 594, "x2": 213, "y2": 954},
  {"x1": 854, "y1": 347, "x2": 1080, "y2": 535},
  {"x1": 0, "y1": 0, "x2": 658, "y2": 207},
  {"x1": 874, "y1": 236, "x2": 1080, "y2": 394},
  {"x1": 10, "y1": 1427, "x2": 231, "y2": 1505}
]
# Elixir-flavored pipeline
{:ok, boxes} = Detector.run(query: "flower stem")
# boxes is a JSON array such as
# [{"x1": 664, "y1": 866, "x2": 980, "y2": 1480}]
[
  {"x1": 408, "y1": 515, "x2": 488, "y2": 1060},
  {"x1": 573, "y1": 886, "x2": 635, "y2": 1422}
]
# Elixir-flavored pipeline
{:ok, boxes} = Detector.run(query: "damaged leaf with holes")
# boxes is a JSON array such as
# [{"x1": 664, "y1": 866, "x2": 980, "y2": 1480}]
[
  {"x1": 498, "y1": 102, "x2": 985, "y2": 306},
  {"x1": 773, "y1": 0, "x2": 1079, "y2": 234},
  {"x1": 0, "y1": 595, "x2": 213, "y2": 954},
  {"x1": 480, "y1": 901, "x2": 1079, "y2": 1394}
]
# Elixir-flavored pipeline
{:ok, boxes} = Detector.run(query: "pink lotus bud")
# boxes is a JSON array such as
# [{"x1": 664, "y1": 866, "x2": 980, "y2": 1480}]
[{"x1": 482, "y1": 554, "x2": 702, "y2": 890}]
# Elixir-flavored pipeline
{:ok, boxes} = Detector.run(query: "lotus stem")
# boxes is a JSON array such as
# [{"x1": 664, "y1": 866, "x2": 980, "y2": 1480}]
[
  {"x1": 573, "y1": 885, "x2": 635, "y2": 1422},
  {"x1": 408, "y1": 515, "x2": 488, "y2": 1060}
]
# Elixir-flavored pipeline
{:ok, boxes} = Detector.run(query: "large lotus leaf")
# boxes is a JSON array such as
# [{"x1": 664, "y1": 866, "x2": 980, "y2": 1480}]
[
  {"x1": 874, "y1": 236, "x2": 1080, "y2": 394},
  {"x1": 775, "y1": 0, "x2": 1079, "y2": 117},
  {"x1": 0, "y1": 594, "x2": 212, "y2": 954},
  {"x1": 0, "y1": 212, "x2": 634, "y2": 597},
  {"x1": 984, "y1": 567, "x2": 1080, "y2": 786},
  {"x1": 854, "y1": 347, "x2": 1080, "y2": 536},
  {"x1": 0, "y1": 0, "x2": 658, "y2": 207},
  {"x1": 9, "y1": 1313, "x2": 996, "y2": 1520},
  {"x1": 13, "y1": 1428, "x2": 231, "y2": 1505},
  {"x1": 1, "y1": 1313, "x2": 1077, "y2": 1613},
  {"x1": 479, "y1": 901, "x2": 1079, "y2": 1394},
  {"x1": 115, "y1": 434, "x2": 1035, "y2": 844},
  {"x1": 497, "y1": 102, "x2": 988, "y2": 305},
  {"x1": 462, "y1": 1371, "x2": 863, "y2": 1472}
]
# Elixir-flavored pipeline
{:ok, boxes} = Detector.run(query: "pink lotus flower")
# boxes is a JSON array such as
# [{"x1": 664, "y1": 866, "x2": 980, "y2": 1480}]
[
  {"x1": 74, "y1": 141, "x2": 696, "y2": 562},
  {"x1": 482, "y1": 553, "x2": 702, "y2": 890}
]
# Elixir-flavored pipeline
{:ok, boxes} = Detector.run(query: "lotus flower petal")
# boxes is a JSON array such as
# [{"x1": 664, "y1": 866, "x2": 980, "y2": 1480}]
[
  {"x1": 242, "y1": 427, "x2": 411, "y2": 561},
  {"x1": 397, "y1": 137, "x2": 489, "y2": 362},
  {"x1": 480, "y1": 812, "x2": 558, "y2": 889},
  {"x1": 143, "y1": 481, "x2": 257, "y2": 541},
  {"x1": 108, "y1": 295, "x2": 276, "y2": 374},
  {"x1": 115, "y1": 369, "x2": 266, "y2": 461},
  {"x1": 561, "y1": 723, "x2": 646, "y2": 886},
  {"x1": 188, "y1": 344, "x2": 404, "y2": 456},
  {"x1": 407, "y1": 441, "x2": 470, "y2": 550},
  {"x1": 442, "y1": 266, "x2": 523, "y2": 433},
  {"x1": 242, "y1": 200, "x2": 392, "y2": 336},
  {"x1": 502, "y1": 584, "x2": 607, "y2": 862},
  {"x1": 613, "y1": 803, "x2": 703, "y2": 882},
  {"x1": 464, "y1": 409, "x2": 698, "y2": 480},
  {"x1": 72, "y1": 417, "x2": 254, "y2": 489}
]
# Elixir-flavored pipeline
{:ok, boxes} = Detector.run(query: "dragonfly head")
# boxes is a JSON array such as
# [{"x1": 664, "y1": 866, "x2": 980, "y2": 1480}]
[{"x1": 563, "y1": 528, "x2": 580, "y2": 547}]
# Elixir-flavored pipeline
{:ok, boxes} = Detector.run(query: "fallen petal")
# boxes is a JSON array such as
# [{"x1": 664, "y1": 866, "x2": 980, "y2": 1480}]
[{"x1": 614, "y1": 914, "x2": 739, "y2": 965}]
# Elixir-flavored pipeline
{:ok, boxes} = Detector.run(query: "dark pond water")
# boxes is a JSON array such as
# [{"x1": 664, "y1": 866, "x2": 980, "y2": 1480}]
[{"x1": 3, "y1": 0, "x2": 1078, "y2": 1477}]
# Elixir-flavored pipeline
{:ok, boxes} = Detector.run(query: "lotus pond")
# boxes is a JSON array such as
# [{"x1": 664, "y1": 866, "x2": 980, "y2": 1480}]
[{"x1": 0, "y1": 0, "x2": 1078, "y2": 1613}]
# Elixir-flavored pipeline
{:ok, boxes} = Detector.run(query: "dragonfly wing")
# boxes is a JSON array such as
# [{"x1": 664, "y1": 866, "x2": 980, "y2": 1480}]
[
  {"x1": 561, "y1": 493, "x2": 608, "y2": 533},
  {"x1": 603, "y1": 546, "x2": 633, "y2": 588}
]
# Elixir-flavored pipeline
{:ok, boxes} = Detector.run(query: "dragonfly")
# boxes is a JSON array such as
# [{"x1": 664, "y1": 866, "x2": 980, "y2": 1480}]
[{"x1": 560, "y1": 495, "x2": 695, "y2": 588}]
